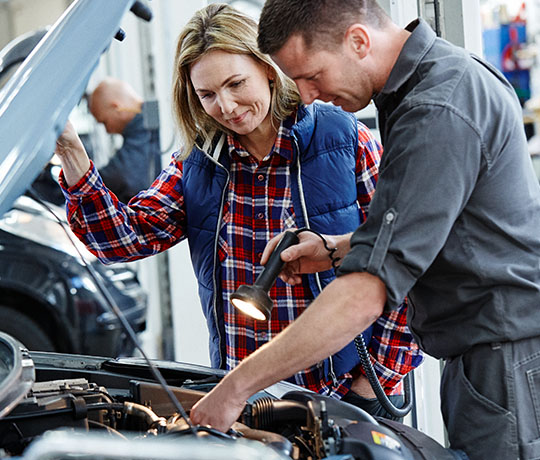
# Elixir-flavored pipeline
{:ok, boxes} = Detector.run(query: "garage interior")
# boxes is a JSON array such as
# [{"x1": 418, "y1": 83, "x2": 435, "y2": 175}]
[{"x1": 0, "y1": 0, "x2": 537, "y2": 454}]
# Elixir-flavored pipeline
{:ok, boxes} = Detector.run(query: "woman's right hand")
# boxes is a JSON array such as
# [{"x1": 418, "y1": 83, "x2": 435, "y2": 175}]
[{"x1": 55, "y1": 120, "x2": 91, "y2": 187}]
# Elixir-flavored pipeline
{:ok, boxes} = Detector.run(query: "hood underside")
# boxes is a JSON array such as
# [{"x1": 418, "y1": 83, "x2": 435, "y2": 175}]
[{"x1": 0, "y1": 0, "x2": 137, "y2": 218}]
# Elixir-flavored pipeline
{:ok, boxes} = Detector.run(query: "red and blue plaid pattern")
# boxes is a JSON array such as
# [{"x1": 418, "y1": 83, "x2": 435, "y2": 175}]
[{"x1": 60, "y1": 113, "x2": 421, "y2": 398}]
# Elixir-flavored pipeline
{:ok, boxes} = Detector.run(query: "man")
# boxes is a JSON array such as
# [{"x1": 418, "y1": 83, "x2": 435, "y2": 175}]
[
  {"x1": 88, "y1": 77, "x2": 161, "y2": 203},
  {"x1": 190, "y1": 1, "x2": 540, "y2": 459}
]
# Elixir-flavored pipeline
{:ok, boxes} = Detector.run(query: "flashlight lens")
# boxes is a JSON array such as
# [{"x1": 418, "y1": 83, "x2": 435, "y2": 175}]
[{"x1": 231, "y1": 298, "x2": 267, "y2": 321}]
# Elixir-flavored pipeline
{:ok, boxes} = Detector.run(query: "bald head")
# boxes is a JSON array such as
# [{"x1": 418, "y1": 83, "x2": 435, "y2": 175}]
[{"x1": 89, "y1": 77, "x2": 143, "y2": 134}]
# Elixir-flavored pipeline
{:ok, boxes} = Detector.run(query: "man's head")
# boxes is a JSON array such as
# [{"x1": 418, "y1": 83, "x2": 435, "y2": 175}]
[
  {"x1": 89, "y1": 77, "x2": 143, "y2": 134},
  {"x1": 258, "y1": 0, "x2": 397, "y2": 112},
  {"x1": 258, "y1": 0, "x2": 388, "y2": 56}
]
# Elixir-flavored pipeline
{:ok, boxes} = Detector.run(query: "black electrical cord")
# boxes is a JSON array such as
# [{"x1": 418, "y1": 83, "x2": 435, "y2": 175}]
[
  {"x1": 25, "y1": 187, "x2": 199, "y2": 436},
  {"x1": 354, "y1": 334, "x2": 413, "y2": 418},
  {"x1": 294, "y1": 228, "x2": 342, "y2": 269},
  {"x1": 433, "y1": 0, "x2": 442, "y2": 37},
  {"x1": 292, "y1": 227, "x2": 413, "y2": 418}
]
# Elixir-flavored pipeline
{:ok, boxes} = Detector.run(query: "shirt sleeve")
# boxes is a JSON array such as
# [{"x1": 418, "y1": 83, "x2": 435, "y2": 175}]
[
  {"x1": 340, "y1": 104, "x2": 483, "y2": 309},
  {"x1": 354, "y1": 121, "x2": 424, "y2": 392},
  {"x1": 59, "y1": 156, "x2": 187, "y2": 264},
  {"x1": 355, "y1": 121, "x2": 381, "y2": 223},
  {"x1": 361, "y1": 301, "x2": 424, "y2": 393}
]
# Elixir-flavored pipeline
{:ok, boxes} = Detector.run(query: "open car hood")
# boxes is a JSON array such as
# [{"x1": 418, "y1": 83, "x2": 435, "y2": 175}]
[{"x1": 0, "y1": 0, "x2": 139, "y2": 218}]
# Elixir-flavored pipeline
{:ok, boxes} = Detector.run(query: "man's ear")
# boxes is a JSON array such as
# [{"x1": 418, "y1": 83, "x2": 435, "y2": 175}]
[{"x1": 345, "y1": 24, "x2": 370, "y2": 59}]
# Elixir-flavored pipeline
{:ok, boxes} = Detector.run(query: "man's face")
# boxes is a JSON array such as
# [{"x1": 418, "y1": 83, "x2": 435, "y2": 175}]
[{"x1": 271, "y1": 34, "x2": 373, "y2": 113}]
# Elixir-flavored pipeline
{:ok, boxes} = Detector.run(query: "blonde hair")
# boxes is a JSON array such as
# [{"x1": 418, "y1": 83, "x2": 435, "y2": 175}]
[{"x1": 172, "y1": 3, "x2": 301, "y2": 158}]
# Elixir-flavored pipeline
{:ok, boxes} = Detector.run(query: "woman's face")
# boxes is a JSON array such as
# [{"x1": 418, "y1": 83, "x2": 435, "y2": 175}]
[{"x1": 190, "y1": 50, "x2": 273, "y2": 136}]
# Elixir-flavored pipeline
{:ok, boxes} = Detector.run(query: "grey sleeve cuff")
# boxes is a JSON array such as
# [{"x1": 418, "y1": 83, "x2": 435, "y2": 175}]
[{"x1": 336, "y1": 209, "x2": 416, "y2": 310}]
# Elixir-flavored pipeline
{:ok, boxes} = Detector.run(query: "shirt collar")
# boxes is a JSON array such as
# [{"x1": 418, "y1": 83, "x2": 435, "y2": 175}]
[
  {"x1": 122, "y1": 111, "x2": 144, "y2": 137},
  {"x1": 376, "y1": 18, "x2": 436, "y2": 99},
  {"x1": 227, "y1": 110, "x2": 297, "y2": 162}
]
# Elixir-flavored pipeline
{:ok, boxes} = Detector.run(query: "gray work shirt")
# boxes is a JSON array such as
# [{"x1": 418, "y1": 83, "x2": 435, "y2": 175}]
[{"x1": 337, "y1": 19, "x2": 540, "y2": 359}]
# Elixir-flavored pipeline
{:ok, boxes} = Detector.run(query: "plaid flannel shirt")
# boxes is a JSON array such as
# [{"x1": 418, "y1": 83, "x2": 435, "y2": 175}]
[{"x1": 60, "y1": 113, "x2": 422, "y2": 398}]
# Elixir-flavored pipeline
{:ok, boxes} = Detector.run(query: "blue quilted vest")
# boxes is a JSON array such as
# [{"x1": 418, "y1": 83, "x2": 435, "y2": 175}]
[{"x1": 182, "y1": 103, "x2": 372, "y2": 379}]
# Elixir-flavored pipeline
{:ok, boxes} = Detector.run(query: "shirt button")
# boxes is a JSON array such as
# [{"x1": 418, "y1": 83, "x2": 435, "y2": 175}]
[
  {"x1": 257, "y1": 174, "x2": 264, "y2": 182},
  {"x1": 260, "y1": 332, "x2": 267, "y2": 339},
  {"x1": 257, "y1": 212, "x2": 264, "y2": 219},
  {"x1": 385, "y1": 212, "x2": 395, "y2": 223}
]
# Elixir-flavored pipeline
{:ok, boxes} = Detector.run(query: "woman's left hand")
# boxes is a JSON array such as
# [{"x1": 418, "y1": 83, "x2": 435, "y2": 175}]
[{"x1": 55, "y1": 120, "x2": 91, "y2": 187}]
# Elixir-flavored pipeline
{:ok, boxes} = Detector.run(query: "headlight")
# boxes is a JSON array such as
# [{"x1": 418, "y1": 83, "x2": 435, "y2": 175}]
[{"x1": 0, "y1": 205, "x2": 96, "y2": 261}]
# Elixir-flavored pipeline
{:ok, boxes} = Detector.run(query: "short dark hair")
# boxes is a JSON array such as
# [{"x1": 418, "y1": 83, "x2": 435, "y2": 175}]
[{"x1": 258, "y1": 0, "x2": 390, "y2": 55}]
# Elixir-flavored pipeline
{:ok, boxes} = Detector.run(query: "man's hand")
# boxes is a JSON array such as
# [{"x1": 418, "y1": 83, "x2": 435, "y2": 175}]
[
  {"x1": 261, "y1": 230, "x2": 353, "y2": 285},
  {"x1": 190, "y1": 272, "x2": 386, "y2": 433},
  {"x1": 190, "y1": 378, "x2": 247, "y2": 433}
]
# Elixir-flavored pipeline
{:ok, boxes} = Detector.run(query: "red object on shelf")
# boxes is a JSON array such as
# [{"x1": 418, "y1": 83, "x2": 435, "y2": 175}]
[
  {"x1": 501, "y1": 26, "x2": 520, "y2": 72},
  {"x1": 513, "y1": 2, "x2": 527, "y2": 24}
]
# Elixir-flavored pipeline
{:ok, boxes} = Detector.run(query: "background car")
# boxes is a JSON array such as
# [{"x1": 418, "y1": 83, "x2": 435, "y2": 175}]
[{"x1": 0, "y1": 195, "x2": 147, "y2": 356}]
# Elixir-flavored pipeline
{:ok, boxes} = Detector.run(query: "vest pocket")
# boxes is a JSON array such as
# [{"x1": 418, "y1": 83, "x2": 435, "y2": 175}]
[{"x1": 218, "y1": 202, "x2": 231, "y2": 263}]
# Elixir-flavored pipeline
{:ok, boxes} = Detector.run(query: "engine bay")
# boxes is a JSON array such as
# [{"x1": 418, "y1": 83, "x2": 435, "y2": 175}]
[
  {"x1": 0, "y1": 335, "x2": 454, "y2": 460},
  {"x1": 0, "y1": 375, "x2": 411, "y2": 459}
]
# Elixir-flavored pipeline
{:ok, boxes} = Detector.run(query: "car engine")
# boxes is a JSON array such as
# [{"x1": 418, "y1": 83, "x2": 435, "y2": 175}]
[
  {"x1": 0, "y1": 376, "x2": 411, "y2": 459},
  {"x1": 0, "y1": 334, "x2": 456, "y2": 460}
]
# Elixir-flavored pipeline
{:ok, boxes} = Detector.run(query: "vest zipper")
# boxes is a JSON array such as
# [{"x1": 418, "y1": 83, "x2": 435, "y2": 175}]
[
  {"x1": 204, "y1": 136, "x2": 229, "y2": 369},
  {"x1": 292, "y1": 135, "x2": 339, "y2": 389}
]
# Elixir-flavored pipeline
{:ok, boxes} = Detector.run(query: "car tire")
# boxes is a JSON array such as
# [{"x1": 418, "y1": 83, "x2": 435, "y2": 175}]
[{"x1": 0, "y1": 305, "x2": 56, "y2": 351}]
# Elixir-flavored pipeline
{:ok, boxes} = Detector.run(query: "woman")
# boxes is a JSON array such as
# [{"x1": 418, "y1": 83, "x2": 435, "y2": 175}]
[{"x1": 55, "y1": 3, "x2": 422, "y2": 419}]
